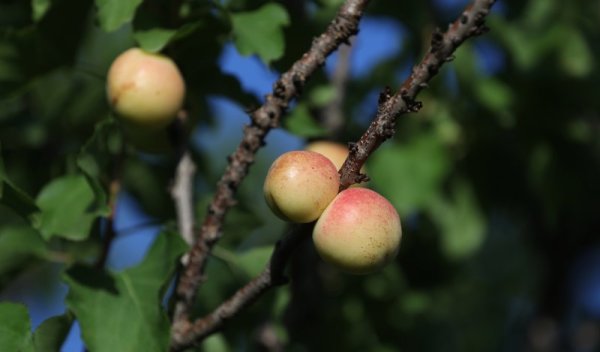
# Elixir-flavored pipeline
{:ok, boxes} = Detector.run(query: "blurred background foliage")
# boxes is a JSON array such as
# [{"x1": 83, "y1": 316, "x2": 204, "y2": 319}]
[{"x1": 1, "y1": 0, "x2": 599, "y2": 351}]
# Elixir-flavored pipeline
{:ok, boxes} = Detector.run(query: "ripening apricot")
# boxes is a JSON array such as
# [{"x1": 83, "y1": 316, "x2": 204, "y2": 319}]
[
  {"x1": 313, "y1": 188, "x2": 401, "y2": 274},
  {"x1": 106, "y1": 48, "x2": 185, "y2": 130},
  {"x1": 306, "y1": 141, "x2": 351, "y2": 171},
  {"x1": 263, "y1": 151, "x2": 340, "y2": 223},
  {"x1": 306, "y1": 140, "x2": 367, "y2": 186}
]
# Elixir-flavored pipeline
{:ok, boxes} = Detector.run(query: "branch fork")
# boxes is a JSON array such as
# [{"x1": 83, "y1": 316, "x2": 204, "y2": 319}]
[{"x1": 169, "y1": 0, "x2": 496, "y2": 350}]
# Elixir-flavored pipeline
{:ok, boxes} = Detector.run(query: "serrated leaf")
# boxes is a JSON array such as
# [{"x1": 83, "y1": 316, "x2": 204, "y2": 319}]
[
  {"x1": 95, "y1": 0, "x2": 143, "y2": 32},
  {"x1": 284, "y1": 103, "x2": 328, "y2": 138},
  {"x1": 64, "y1": 232, "x2": 187, "y2": 352},
  {"x1": 231, "y1": 3, "x2": 290, "y2": 63},
  {"x1": 428, "y1": 182, "x2": 486, "y2": 260},
  {"x1": 369, "y1": 134, "x2": 451, "y2": 214},
  {"x1": 33, "y1": 314, "x2": 73, "y2": 352},
  {"x1": 33, "y1": 174, "x2": 101, "y2": 241},
  {"x1": 0, "y1": 303, "x2": 34, "y2": 352}
]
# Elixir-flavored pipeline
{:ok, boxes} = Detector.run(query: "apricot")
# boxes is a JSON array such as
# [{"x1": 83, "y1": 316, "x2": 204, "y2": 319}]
[
  {"x1": 106, "y1": 48, "x2": 185, "y2": 130},
  {"x1": 263, "y1": 151, "x2": 340, "y2": 223},
  {"x1": 313, "y1": 188, "x2": 401, "y2": 274},
  {"x1": 306, "y1": 140, "x2": 366, "y2": 186},
  {"x1": 306, "y1": 141, "x2": 351, "y2": 171}
]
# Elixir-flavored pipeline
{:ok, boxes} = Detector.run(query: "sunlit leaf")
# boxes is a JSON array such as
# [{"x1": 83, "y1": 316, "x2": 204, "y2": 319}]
[
  {"x1": 284, "y1": 103, "x2": 329, "y2": 138},
  {"x1": 369, "y1": 133, "x2": 450, "y2": 214},
  {"x1": 231, "y1": 3, "x2": 290, "y2": 64},
  {"x1": 33, "y1": 174, "x2": 102, "y2": 241},
  {"x1": 31, "y1": 0, "x2": 51, "y2": 21},
  {"x1": 428, "y1": 181, "x2": 486, "y2": 260}
]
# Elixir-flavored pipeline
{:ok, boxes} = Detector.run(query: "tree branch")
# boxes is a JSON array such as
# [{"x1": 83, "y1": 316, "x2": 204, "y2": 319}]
[
  {"x1": 339, "y1": 0, "x2": 496, "y2": 188},
  {"x1": 171, "y1": 0, "x2": 372, "y2": 332},
  {"x1": 170, "y1": 152, "x2": 196, "y2": 246},
  {"x1": 322, "y1": 38, "x2": 354, "y2": 136},
  {"x1": 169, "y1": 111, "x2": 196, "y2": 251},
  {"x1": 171, "y1": 0, "x2": 496, "y2": 348},
  {"x1": 170, "y1": 224, "x2": 312, "y2": 351}
]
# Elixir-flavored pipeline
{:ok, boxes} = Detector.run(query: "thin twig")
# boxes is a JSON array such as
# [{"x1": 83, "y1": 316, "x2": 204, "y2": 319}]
[
  {"x1": 93, "y1": 180, "x2": 120, "y2": 268},
  {"x1": 170, "y1": 0, "x2": 496, "y2": 348},
  {"x1": 94, "y1": 147, "x2": 125, "y2": 269},
  {"x1": 170, "y1": 152, "x2": 196, "y2": 246},
  {"x1": 322, "y1": 38, "x2": 354, "y2": 136},
  {"x1": 339, "y1": 0, "x2": 496, "y2": 189},
  {"x1": 169, "y1": 111, "x2": 196, "y2": 265},
  {"x1": 170, "y1": 224, "x2": 311, "y2": 351},
  {"x1": 171, "y1": 0, "x2": 372, "y2": 337}
]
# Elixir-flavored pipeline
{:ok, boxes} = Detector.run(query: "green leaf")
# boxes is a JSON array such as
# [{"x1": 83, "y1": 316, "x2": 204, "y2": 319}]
[
  {"x1": 33, "y1": 174, "x2": 101, "y2": 241},
  {"x1": 0, "y1": 143, "x2": 39, "y2": 219},
  {"x1": 428, "y1": 182, "x2": 486, "y2": 260},
  {"x1": 231, "y1": 3, "x2": 290, "y2": 63},
  {"x1": 233, "y1": 246, "x2": 273, "y2": 278},
  {"x1": 202, "y1": 333, "x2": 230, "y2": 352},
  {"x1": 0, "y1": 224, "x2": 46, "y2": 286},
  {"x1": 95, "y1": 0, "x2": 143, "y2": 32},
  {"x1": 0, "y1": 303, "x2": 34, "y2": 352},
  {"x1": 523, "y1": 0, "x2": 557, "y2": 28},
  {"x1": 475, "y1": 78, "x2": 513, "y2": 111},
  {"x1": 33, "y1": 314, "x2": 73, "y2": 352},
  {"x1": 559, "y1": 28, "x2": 593, "y2": 77},
  {"x1": 369, "y1": 134, "x2": 451, "y2": 214},
  {"x1": 309, "y1": 85, "x2": 336, "y2": 107},
  {"x1": 0, "y1": 304, "x2": 72, "y2": 352},
  {"x1": 133, "y1": 28, "x2": 177, "y2": 53},
  {"x1": 77, "y1": 119, "x2": 121, "y2": 218},
  {"x1": 64, "y1": 232, "x2": 187, "y2": 352},
  {"x1": 31, "y1": 0, "x2": 51, "y2": 21},
  {"x1": 284, "y1": 103, "x2": 328, "y2": 138}
]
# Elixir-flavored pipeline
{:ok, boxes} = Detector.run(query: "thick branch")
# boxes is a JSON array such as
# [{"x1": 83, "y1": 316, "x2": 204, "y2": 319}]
[
  {"x1": 339, "y1": 0, "x2": 496, "y2": 188},
  {"x1": 170, "y1": 0, "x2": 496, "y2": 348},
  {"x1": 172, "y1": 0, "x2": 372, "y2": 335}
]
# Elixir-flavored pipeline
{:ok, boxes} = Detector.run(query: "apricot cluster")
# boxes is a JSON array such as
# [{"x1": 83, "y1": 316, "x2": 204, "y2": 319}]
[{"x1": 263, "y1": 142, "x2": 402, "y2": 274}]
